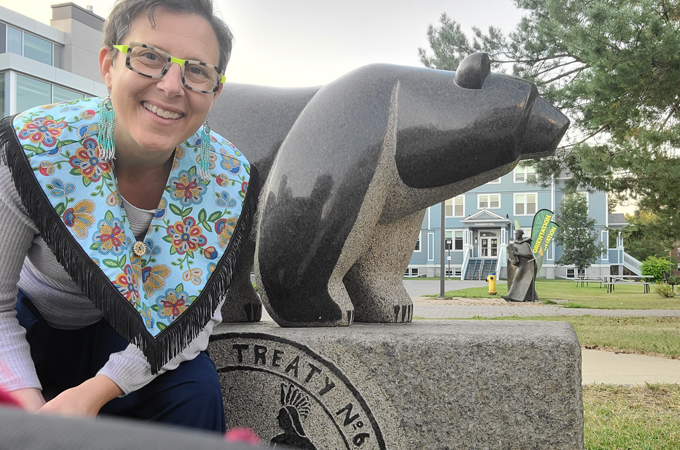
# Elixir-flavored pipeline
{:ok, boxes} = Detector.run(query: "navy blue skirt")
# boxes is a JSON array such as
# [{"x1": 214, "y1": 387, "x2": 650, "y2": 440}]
[{"x1": 15, "y1": 289, "x2": 225, "y2": 434}]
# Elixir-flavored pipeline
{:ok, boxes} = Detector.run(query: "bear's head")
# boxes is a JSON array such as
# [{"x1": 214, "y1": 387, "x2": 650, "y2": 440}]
[{"x1": 395, "y1": 52, "x2": 569, "y2": 189}]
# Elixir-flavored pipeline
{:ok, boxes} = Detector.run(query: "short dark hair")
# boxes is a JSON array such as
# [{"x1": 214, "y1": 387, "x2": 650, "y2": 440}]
[{"x1": 103, "y1": 0, "x2": 233, "y2": 71}]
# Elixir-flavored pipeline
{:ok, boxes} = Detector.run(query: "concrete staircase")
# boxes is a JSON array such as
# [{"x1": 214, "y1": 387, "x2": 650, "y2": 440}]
[{"x1": 464, "y1": 258, "x2": 497, "y2": 280}]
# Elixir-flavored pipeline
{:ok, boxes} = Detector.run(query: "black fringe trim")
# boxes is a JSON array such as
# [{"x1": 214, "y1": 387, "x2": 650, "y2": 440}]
[{"x1": 0, "y1": 116, "x2": 259, "y2": 374}]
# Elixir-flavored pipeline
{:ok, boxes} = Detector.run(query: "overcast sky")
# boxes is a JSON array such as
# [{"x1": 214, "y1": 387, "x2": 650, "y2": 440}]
[
  {"x1": 2, "y1": 0, "x2": 525, "y2": 86},
  {"x1": 0, "y1": 1, "x2": 639, "y2": 213}
]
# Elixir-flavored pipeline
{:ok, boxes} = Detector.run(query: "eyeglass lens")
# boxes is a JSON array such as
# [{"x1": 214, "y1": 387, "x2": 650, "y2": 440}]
[{"x1": 128, "y1": 44, "x2": 219, "y2": 92}]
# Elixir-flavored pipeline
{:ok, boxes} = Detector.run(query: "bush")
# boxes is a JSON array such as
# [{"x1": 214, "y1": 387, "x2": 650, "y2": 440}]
[
  {"x1": 641, "y1": 256, "x2": 671, "y2": 283},
  {"x1": 654, "y1": 283, "x2": 675, "y2": 298},
  {"x1": 669, "y1": 276, "x2": 680, "y2": 285}
]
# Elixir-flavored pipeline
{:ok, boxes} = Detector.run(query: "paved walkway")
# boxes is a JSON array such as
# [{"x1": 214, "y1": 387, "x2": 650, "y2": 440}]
[{"x1": 582, "y1": 350, "x2": 680, "y2": 384}]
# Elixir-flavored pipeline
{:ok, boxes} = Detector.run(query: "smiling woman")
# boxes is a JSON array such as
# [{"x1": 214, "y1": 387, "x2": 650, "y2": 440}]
[{"x1": 0, "y1": 0, "x2": 256, "y2": 433}]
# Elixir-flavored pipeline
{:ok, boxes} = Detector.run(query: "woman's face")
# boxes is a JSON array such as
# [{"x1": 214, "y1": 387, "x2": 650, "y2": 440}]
[{"x1": 100, "y1": 8, "x2": 222, "y2": 161}]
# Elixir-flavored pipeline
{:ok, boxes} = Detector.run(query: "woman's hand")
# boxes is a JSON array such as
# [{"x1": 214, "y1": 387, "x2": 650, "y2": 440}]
[
  {"x1": 37, "y1": 375, "x2": 123, "y2": 417},
  {"x1": 9, "y1": 388, "x2": 46, "y2": 412}
]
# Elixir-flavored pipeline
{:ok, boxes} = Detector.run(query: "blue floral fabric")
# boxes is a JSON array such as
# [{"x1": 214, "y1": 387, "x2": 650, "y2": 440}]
[{"x1": 13, "y1": 97, "x2": 251, "y2": 337}]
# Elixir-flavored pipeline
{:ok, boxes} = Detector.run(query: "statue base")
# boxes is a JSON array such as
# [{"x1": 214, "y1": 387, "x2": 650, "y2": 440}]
[{"x1": 209, "y1": 321, "x2": 583, "y2": 450}]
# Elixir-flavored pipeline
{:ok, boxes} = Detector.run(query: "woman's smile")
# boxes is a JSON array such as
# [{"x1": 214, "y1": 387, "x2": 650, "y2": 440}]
[{"x1": 142, "y1": 101, "x2": 184, "y2": 120}]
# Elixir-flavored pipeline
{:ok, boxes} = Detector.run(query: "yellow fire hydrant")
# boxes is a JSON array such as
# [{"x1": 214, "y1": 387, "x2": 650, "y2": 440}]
[{"x1": 487, "y1": 273, "x2": 497, "y2": 295}]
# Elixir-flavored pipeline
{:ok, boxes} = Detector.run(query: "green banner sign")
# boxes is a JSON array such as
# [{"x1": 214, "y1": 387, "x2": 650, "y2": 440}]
[{"x1": 530, "y1": 209, "x2": 559, "y2": 275}]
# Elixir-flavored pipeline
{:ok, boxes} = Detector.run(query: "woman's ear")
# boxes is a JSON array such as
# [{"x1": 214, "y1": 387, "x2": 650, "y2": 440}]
[{"x1": 99, "y1": 47, "x2": 114, "y2": 90}]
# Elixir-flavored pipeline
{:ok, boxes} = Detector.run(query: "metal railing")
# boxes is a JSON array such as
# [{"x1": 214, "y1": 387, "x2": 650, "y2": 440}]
[
  {"x1": 496, "y1": 245, "x2": 506, "y2": 277},
  {"x1": 461, "y1": 245, "x2": 472, "y2": 280},
  {"x1": 623, "y1": 252, "x2": 643, "y2": 275}
]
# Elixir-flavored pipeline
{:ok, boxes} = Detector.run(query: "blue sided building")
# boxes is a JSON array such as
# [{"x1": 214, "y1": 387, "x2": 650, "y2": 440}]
[{"x1": 406, "y1": 164, "x2": 640, "y2": 280}]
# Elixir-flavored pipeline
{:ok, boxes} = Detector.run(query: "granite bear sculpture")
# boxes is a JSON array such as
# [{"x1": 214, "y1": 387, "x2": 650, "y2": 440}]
[{"x1": 210, "y1": 53, "x2": 569, "y2": 327}]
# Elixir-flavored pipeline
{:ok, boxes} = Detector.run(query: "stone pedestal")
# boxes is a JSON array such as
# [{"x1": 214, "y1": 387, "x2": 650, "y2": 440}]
[{"x1": 209, "y1": 321, "x2": 583, "y2": 450}]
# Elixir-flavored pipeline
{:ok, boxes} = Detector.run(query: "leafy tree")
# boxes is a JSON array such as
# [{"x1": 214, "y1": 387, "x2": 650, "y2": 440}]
[
  {"x1": 641, "y1": 255, "x2": 672, "y2": 282},
  {"x1": 418, "y1": 1, "x2": 680, "y2": 242},
  {"x1": 554, "y1": 193, "x2": 601, "y2": 272},
  {"x1": 622, "y1": 210, "x2": 676, "y2": 262}
]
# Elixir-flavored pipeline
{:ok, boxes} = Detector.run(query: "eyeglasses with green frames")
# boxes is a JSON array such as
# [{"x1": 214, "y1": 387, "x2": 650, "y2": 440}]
[{"x1": 113, "y1": 42, "x2": 226, "y2": 94}]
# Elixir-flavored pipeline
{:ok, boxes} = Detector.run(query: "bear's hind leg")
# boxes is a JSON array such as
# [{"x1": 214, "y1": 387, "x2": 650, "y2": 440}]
[
  {"x1": 221, "y1": 239, "x2": 263, "y2": 322},
  {"x1": 344, "y1": 211, "x2": 425, "y2": 323}
]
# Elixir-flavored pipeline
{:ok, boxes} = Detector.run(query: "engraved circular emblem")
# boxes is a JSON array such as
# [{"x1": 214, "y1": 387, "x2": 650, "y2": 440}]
[
  {"x1": 212, "y1": 333, "x2": 386, "y2": 450},
  {"x1": 132, "y1": 241, "x2": 146, "y2": 256}
]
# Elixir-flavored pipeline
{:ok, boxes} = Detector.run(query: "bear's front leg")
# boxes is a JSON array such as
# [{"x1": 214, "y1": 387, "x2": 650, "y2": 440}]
[
  {"x1": 343, "y1": 211, "x2": 424, "y2": 323},
  {"x1": 255, "y1": 260, "x2": 355, "y2": 327},
  {"x1": 252, "y1": 175, "x2": 358, "y2": 327}
]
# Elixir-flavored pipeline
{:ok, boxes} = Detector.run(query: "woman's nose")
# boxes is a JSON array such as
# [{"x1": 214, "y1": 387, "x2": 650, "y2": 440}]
[{"x1": 156, "y1": 63, "x2": 185, "y2": 96}]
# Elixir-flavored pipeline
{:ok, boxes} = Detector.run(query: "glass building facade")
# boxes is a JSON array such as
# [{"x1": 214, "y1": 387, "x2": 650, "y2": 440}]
[
  {"x1": 0, "y1": 4, "x2": 106, "y2": 118},
  {"x1": 0, "y1": 21, "x2": 62, "y2": 68}
]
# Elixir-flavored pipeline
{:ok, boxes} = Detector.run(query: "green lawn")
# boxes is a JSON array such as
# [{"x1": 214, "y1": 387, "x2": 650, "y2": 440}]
[
  {"x1": 432, "y1": 315, "x2": 680, "y2": 359},
  {"x1": 425, "y1": 279, "x2": 680, "y2": 309},
  {"x1": 584, "y1": 384, "x2": 680, "y2": 450}
]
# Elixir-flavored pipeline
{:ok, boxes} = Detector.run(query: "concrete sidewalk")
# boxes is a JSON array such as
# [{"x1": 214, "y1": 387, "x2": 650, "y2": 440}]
[{"x1": 582, "y1": 349, "x2": 680, "y2": 384}]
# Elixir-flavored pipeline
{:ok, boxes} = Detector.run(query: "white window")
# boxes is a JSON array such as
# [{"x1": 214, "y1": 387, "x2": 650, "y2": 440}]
[
  {"x1": 53, "y1": 85, "x2": 81, "y2": 103},
  {"x1": 23, "y1": 33, "x2": 52, "y2": 66},
  {"x1": 445, "y1": 230, "x2": 464, "y2": 251},
  {"x1": 514, "y1": 164, "x2": 537, "y2": 183},
  {"x1": 1, "y1": 24, "x2": 62, "y2": 68},
  {"x1": 16, "y1": 75, "x2": 85, "y2": 113},
  {"x1": 478, "y1": 194, "x2": 500, "y2": 209},
  {"x1": 566, "y1": 268, "x2": 585, "y2": 279},
  {"x1": 487, "y1": 177, "x2": 501, "y2": 184},
  {"x1": 404, "y1": 268, "x2": 419, "y2": 277},
  {"x1": 414, "y1": 232, "x2": 421, "y2": 252},
  {"x1": 16, "y1": 75, "x2": 51, "y2": 113},
  {"x1": 427, "y1": 233, "x2": 435, "y2": 262},
  {"x1": 6, "y1": 25, "x2": 22, "y2": 55},
  {"x1": 514, "y1": 193, "x2": 537, "y2": 216},
  {"x1": 445, "y1": 195, "x2": 465, "y2": 217},
  {"x1": 0, "y1": 72, "x2": 4, "y2": 119},
  {"x1": 601, "y1": 230, "x2": 608, "y2": 261}
]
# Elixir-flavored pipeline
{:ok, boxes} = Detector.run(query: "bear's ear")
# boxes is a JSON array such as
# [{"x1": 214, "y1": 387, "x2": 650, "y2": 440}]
[{"x1": 454, "y1": 52, "x2": 491, "y2": 89}]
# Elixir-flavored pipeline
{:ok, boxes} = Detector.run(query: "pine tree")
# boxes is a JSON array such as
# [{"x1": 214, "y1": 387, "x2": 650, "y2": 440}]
[
  {"x1": 554, "y1": 193, "x2": 601, "y2": 273},
  {"x1": 623, "y1": 210, "x2": 676, "y2": 261},
  {"x1": 418, "y1": 1, "x2": 680, "y2": 241}
]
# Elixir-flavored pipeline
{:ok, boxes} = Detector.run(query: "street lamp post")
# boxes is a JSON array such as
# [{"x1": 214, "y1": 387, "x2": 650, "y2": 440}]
[{"x1": 440, "y1": 201, "x2": 446, "y2": 298}]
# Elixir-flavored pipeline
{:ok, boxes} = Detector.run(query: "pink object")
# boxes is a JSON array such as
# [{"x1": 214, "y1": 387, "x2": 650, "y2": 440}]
[
  {"x1": 0, "y1": 385, "x2": 23, "y2": 409},
  {"x1": 224, "y1": 427, "x2": 261, "y2": 446}
]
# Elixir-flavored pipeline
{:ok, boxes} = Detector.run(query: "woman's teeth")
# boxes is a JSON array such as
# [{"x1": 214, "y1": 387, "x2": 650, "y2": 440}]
[{"x1": 142, "y1": 102, "x2": 182, "y2": 119}]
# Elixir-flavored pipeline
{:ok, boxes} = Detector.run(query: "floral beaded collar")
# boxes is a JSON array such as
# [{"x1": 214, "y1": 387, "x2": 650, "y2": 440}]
[{"x1": 0, "y1": 97, "x2": 257, "y2": 373}]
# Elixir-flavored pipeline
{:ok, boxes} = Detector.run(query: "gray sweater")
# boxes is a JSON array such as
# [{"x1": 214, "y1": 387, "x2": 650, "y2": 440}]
[{"x1": 0, "y1": 165, "x2": 222, "y2": 395}]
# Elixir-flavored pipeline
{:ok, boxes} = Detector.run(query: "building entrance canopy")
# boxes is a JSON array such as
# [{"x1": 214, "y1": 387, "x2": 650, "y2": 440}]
[{"x1": 460, "y1": 209, "x2": 511, "y2": 227}]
